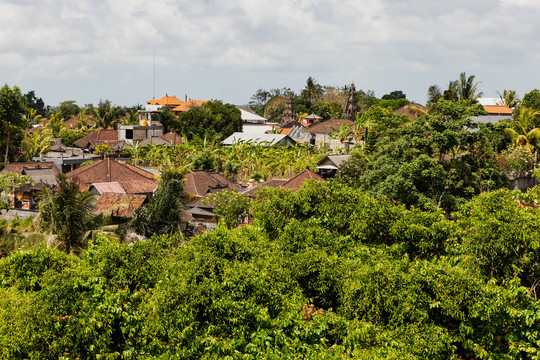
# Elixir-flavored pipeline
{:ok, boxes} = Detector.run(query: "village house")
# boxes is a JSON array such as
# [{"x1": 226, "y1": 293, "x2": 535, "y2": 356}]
[
  {"x1": 66, "y1": 158, "x2": 157, "y2": 197},
  {"x1": 316, "y1": 154, "x2": 352, "y2": 179},
  {"x1": 183, "y1": 170, "x2": 242, "y2": 232},
  {"x1": 1, "y1": 162, "x2": 61, "y2": 211},
  {"x1": 34, "y1": 140, "x2": 100, "y2": 173},
  {"x1": 93, "y1": 193, "x2": 147, "y2": 224}
]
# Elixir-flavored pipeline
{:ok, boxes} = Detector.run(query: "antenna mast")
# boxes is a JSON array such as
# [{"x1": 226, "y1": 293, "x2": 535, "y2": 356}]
[{"x1": 153, "y1": 43, "x2": 156, "y2": 99}]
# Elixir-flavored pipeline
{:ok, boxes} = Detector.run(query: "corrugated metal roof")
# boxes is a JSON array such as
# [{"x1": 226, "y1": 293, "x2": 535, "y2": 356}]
[
  {"x1": 239, "y1": 108, "x2": 267, "y2": 122},
  {"x1": 90, "y1": 182, "x2": 126, "y2": 194}
]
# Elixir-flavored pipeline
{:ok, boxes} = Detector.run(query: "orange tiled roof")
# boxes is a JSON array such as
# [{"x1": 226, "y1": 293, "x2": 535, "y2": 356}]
[
  {"x1": 66, "y1": 158, "x2": 156, "y2": 194},
  {"x1": 483, "y1": 105, "x2": 513, "y2": 115},
  {"x1": 148, "y1": 98, "x2": 160, "y2": 105},
  {"x1": 153, "y1": 95, "x2": 184, "y2": 106},
  {"x1": 276, "y1": 128, "x2": 291, "y2": 135},
  {"x1": 172, "y1": 100, "x2": 209, "y2": 112}
]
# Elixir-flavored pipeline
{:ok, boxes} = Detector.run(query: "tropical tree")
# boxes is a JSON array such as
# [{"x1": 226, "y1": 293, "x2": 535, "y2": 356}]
[
  {"x1": 522, "y1": 89, "x2": 540, "y2": 111},
  {"x1": 21, "y1": 132, "x2": 54, "y2": 160},
  {"x1": 427, "y1": 84, "x2": 442, "y2": 106},
  {"x1": 39, "y1": 173, "x2": 96, "y2": 253},
  {"x1": 57, "y1": 100, "x2": 79, "y2": 120},
  {"x1": 457, "y1": 72, "x2": 483, "y2": 101},
  {"x1": 92, "y1": 99, "x2": 121, "y2": 129},
  {"x1": 129, "y1": 160, "x2": 187, "y2": 238},
  {"x1": 0, "y1": 172, "x2": 34, "y2": 211},
  {"x1": 22, "y1": 108, "x2": 43, "y2": 129},
  {"x1": 0, "y1": 84, "x2": 28, "y2": 163},
  {"x1": 45, "y1": 112, "x2": 64, "y2": 137},
  {"x1": 204, "y1": 190, "x2": 251, "y2": 229},
  {"x1": 505, "y1": 106, "x2": 540, "y2": 153},
  {"x1": 497, "y1": 89, "x2": 521, "y2": 108},
  {"x1": 301, "y1": 76, "x2": 323, "y2": 105}
]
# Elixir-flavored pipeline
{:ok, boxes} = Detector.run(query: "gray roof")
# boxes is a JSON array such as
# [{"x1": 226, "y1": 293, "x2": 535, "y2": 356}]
[
  {"x1": 22, "y1": 168, "x2": 58, "y2": 186},
  {"x1": 186, "y1": 206, "x2": 215, "y2": 217},
  {"x1": 317, "y1": 154, "x2": 352, "y2": 168},
  {"x1": 139, "y1": 137, "x2": 171, "y2": 147},
  {"x1": 238, "y1": 107, "x2": 267, "y2": 122},
  {"x1": 222, "y1": 132, "x2": 295, "y2": 146}
]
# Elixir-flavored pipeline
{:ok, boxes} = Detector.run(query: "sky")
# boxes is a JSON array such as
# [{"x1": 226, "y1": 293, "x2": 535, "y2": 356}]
[{"x1": 1, "y1": 0, "x2": 539, "y2": 108}]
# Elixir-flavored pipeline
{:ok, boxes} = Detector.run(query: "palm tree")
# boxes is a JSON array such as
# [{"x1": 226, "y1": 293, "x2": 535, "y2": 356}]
[
  {"x1": 443, "y1": 80, "x2": 459, "y2": 101},
  {"x1": 46, "y1": 112, "x2": 64, "y2": 137},
  {"x1": 23, "y1": 132, "x2": 54, "y2": 160},
  {"x1": 302, "y1": 76, "x2": 323, "y2": 105},
  {"x1": 427, "y1": 85, "x2": 442, "y2": 105},
  {"x1": 497, "y1": 90, "x2": 521, "y2": 108},
  {"x1": 39, "y1": 173, "x2": 96, "y2": 253},
  {"x1": 457, "y1": 72, "x2": 483, "y2": 101},
  {"x1": 93, "y1": 99, "x2": 121, "y2": 129},
  {"x1": 505, "y1": 106, "x2": 540, "y2": 153},
  {"x1": 22, "y1": 108, "x2": 43, "y2": 129}
]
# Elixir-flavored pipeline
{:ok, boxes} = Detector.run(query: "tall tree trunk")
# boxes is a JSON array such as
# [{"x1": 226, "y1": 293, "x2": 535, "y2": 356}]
[{"x1": 4, "y1": 122, "x2": 10, "y2": 164}]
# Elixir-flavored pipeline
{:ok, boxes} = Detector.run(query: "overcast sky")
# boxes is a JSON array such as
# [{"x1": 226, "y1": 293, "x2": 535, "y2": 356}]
[{"x1": 1, "y1": 0, "x2": 539, "y2": 108}]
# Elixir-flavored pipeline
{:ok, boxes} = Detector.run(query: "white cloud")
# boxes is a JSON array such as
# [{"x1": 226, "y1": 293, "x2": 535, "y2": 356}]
[{"x1": 1, "y1": 0, "x2": 540, "y2": 106}]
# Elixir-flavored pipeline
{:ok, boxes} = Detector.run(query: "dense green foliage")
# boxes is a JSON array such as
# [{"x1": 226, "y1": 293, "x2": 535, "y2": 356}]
[
  {"x1": 39, "y1": 173, "x2": 96, "y2": 253},
  {"x1": 340, "y1": 100, "x2": 506, "y2": 213},
  {"x1": 2, "y1": 182, "x2": 540, "y2": 358},
  {"x1": 175, "y1": 101, "x2": 242, "y2": 141},
  {"x1": 0, "y1": 84, "x2": 28, "y2": 163}
]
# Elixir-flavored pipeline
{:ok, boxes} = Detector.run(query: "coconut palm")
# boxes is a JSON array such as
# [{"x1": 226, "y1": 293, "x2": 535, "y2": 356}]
[
  {"x1": 302, "y1": 76, "x2": 323, "y2": 105},
  {"x1": 497, "y1": 89, "x2": 521, "y2": 108},
  {"x1": 39, "y1": 173, "x2": 96, "y2": 253},
  {"x1": 505, "y1": 106, "x2": 540, "y2": 152},
  {"x1": 23, "y1": 132, "x2": 54, "y2": 160},
  {"x1": 46, "y1": 112, "x2": 64, "y2": 137},
  {"x1": 457, "y1": 72, "x2": 483, "y2": 101},
  {"x1": 22, "y1": 108, "x2": 43, "y2": 129},
  {"x1": 427, "y1": 85, "x2": 442, "y2": 106},
  {"x1": 92, "y1": 99, "x2": 121, "y2": 129}
]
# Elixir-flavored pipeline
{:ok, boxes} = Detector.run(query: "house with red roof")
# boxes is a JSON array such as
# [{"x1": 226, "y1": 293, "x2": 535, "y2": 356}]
[
  {"x1": 1, "y1": 162, "x2": 61, "y2": 210},
  {"x1": 66, "y1": 158, "x2": 157, "y2": 196}
]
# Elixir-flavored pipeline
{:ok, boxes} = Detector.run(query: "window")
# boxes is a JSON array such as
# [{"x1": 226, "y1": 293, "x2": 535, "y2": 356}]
[{"x1": 126, "y1": 129, "x2": 133, "y2": 139}]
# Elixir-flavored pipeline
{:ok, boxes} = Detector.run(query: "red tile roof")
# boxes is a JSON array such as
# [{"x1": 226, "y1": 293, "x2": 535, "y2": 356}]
[
  {"x1": 73, "y1": 129, "x2": 119, "y2": 148},
  {"x1": 66, "y1": 158, "x2": 156, "y2": 194},
  {"x1": 308, "y1": 118, "x2": 355, "y2": 134},
  {"x1": 161, "y1": 132, "x2": 183, "y2": 145},
  {"x1": 2, "y1": 162, "x2": 61, "y2": 175},
  {"x1": 393, "y1": 103, "x2": 428, "y2": 121},
  {"x1": 281, "y1": 169, "x2": 325, "y2": 191},
  {"x1": 93, "y1": 193, "x2": 146, "y2": 218},
  {"x1": 242, "y1": 178, "x2": 288, "y2": 197},
  {"x1": 63, "y1": 114, "x2": 96, "y2": 129},
  {"x1": 184, "y1": 170, "x2": 241, "y2": 197}
]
